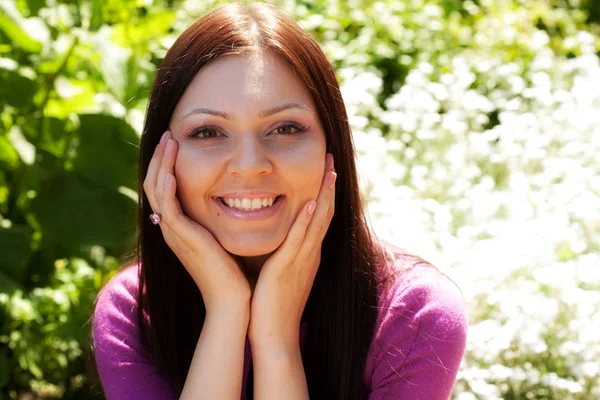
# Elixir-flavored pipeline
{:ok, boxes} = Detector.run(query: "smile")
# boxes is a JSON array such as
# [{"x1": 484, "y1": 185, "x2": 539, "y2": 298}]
[
  {"x1": 213, "y1": 195, "x2": 285, "y2": 220},
  {"x1": 218, "y1": 195, "x2": 283, "y2": 211}
]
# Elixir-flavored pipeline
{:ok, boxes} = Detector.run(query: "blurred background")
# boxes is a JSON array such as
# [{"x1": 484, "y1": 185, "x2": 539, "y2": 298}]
[{"x1": 0, "y1": 0, "x2": 599, "y2": 399}]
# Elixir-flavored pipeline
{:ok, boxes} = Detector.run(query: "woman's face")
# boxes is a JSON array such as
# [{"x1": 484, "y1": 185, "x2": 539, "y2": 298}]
[{"x1": 169, "y1": 52, "x2": 327, "y2": 258}]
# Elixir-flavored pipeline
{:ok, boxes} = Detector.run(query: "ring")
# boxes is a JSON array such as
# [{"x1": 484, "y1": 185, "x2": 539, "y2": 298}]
[{"x1": 149, "y1": 212, "x2": 162, "y2": 225}]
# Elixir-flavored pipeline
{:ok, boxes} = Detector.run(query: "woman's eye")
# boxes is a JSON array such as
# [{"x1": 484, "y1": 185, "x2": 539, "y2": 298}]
[
  {"x1": 272, "y1": 123, "x2": 306, "y2": 136},
  {"x1": 197, "y1": 129, "x2": 220, "y2": 139},
  {"x1": 186, "y1": 123, "x2": 306, "y2": 139},
  {"x1": 186, "y1": 127, "x2": 222, "y2": 139}
]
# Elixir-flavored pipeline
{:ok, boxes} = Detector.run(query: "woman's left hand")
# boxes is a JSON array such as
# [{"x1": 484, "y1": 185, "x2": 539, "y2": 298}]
[{"x1": 248, "y1": 153, "x2": 336, "y2": 351}]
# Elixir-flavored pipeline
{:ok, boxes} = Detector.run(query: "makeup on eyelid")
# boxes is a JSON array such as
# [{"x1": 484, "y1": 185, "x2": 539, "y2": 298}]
[{"x1": 182, "y1": 121, "x2": 309, "y2": 140}]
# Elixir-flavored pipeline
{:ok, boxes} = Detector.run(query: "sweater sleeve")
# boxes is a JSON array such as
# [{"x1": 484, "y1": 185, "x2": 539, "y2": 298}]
[
  {"x1": 367, "y1": 265, "x2": 468, "y2": 400},
  {"x1": 92, "y1": 267, "x2": 178, "y2": 400}
]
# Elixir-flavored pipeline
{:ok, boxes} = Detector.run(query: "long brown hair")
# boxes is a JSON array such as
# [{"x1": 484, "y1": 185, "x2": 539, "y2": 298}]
[{"x1": 93, "y1": 2, "x2": 418, "y2": 398}]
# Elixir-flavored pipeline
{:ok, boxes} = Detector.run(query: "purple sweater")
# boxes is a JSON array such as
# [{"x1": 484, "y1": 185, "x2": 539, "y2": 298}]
[{"x1": 93, "y1": 249, "x2": 468, "y2": 399}]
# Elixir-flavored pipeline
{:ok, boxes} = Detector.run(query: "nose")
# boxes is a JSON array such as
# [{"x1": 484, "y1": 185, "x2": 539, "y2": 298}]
[{"x1": 226, "y1": 135, "x2": 273, "y2": 177}]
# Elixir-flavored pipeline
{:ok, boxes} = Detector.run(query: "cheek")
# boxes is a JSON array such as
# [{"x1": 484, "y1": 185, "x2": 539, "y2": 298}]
[
  {"x1": 173, "y1": 148, "x2": 218, "y2": 210},
  {"x1": 277, "y1": 146, "x2": 325, "y2": 198}
]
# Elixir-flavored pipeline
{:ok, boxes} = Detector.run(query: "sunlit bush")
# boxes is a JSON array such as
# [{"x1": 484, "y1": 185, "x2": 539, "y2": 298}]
[{"x1": 329, "y1": 1, "x2": 600, "y2": 399}]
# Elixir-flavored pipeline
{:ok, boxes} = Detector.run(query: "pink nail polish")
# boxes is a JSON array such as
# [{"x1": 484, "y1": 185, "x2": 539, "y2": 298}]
[
  {"x1": 327, "y1": 172, "x2": 337, "y2": 187},
  {"x1": 166, "y1": 139, "x2": 173, "y2": 151},
  {"x1": 307, "y1": 201, "x2": 316, "y2": 215},
  {"x1": 160, "y1": 131, "x2": 169, "y2": 144}
]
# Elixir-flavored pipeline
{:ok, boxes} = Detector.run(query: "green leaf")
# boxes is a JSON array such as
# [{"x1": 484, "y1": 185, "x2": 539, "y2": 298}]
[
  {"x1": 0, "y1": 224, "x2": 33, "y2": 286},
  {"x1": 124, "y1": 52, "x2": 139, "y2": 107},
  {"x1": 26, "y1": 0, "x2": 46, "y2": 17},
  {"x1": 39, "y1": 117, "x2": 70, "y2": 159},
  {"x1": 111, "y1": 10, "x2": 176, "y2": 47},
  {"x1": 30, "y1": 170, "x2": 136, "y2": 248},
  {"x1": 0, "y1": 68, "x2": 39, "y2": 109},
  {"x1": 0, "y1": 270, "x2": 20, "y2": 294},
  {"x1": 8, "y1": 125, "x2": 35, "y2": 165},
  {"x1": 0, "y1": 172, "x2": 9, "y2": 210},
  {"x1": 27, "y1": 354, "x2": 43, "y2": 379},
  {"x1": 14, "y1": 150, "x2": 62, "y2": 204},
  {"x1": 89, "y1": 0, "x2": 105, "y2": 31},
  {"x1": 0, "y1": 12, "x2": 43, "y2": 53},
  {"x1": 0, "y1": 347, "x2": 11, "y2": 387},
  {"x1": 96, "y1": 35, "x2": 132, "y2": 104},
  {"x1": 44, "y1": 79, "x2": 96, "y2": 118},
  {"x1": 0, "y1": 135, "x2": 19, "y2": 169},
  {"x1": 38, "y1": 35, "x2": 77, "y2": 75},
  {"x1": 56, "y1": 353, "x2": 67, "y2": 368},
  {"x1": 72, "y1": 114, "x2": 139, "y2": 190}
]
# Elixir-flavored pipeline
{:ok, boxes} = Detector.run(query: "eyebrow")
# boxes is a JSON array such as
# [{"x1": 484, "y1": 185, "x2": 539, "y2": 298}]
[{"x1": 180, "y1": 102, "x2": 311, "y2": 122}]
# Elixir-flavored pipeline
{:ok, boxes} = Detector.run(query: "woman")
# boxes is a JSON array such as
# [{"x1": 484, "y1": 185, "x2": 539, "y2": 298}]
[{"x1": 91, "y1": 2, "x2": 467, "y2": 399}]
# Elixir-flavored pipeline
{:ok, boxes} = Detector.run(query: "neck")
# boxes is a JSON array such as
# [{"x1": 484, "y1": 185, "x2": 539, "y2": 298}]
[{"x1": 231, "y1": 253, "x2": 272, "y2": 294}]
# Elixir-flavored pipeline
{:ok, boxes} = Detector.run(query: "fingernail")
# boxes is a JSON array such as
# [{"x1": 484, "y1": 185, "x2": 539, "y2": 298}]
[
  {"x1": 160, "y1": 131, "x2": 169, "y2": 144},
  {"x1": 307, "y1": 201, "x2": 316, "y2": 215},
  {"x1": 327, "y1": 172, "x2": 337, "y2": 187},
  {"x1": 165, "y1": 173, "x2": 173, "y2": 189},
  {"x1": 166, "y1": 139, "x2": 173, "y2": 152}
]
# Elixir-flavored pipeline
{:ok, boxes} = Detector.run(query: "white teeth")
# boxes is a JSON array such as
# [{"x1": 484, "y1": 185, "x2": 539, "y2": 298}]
[{"x1": 220, "y1": 196, "x2": 279, "y2": 211}]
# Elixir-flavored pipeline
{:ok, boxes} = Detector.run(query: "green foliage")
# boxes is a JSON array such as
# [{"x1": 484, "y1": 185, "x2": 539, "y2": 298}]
[
  {"x1": 0, "y1": 0, "x2": 598, "y2": 398},
  {"x1": 0, "y1": 256, "x2": 118, "y2": 399},
  {"x1": 1, "y1": 0, "x2": 146, "y2": 397}
]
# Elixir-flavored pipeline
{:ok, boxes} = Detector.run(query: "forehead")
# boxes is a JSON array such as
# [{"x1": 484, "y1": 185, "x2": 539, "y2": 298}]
[{"x1": 172, "y1": 52, "x2": 316, "y2": 120}]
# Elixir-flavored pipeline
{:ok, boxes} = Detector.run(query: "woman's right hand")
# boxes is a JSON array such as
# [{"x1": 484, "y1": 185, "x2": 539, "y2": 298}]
[{"x1": 143, "y1": 130, "x2": 252, "y2": 316}]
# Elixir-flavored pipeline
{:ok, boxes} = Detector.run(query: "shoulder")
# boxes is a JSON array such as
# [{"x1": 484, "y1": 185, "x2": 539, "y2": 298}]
[
  {"x1": 364, "y1": 242, "x2": 468, "y2": 398},
  {"x1": 98, "y1": 263, "x2": 140, "y2": 301},
  {"x1": 374, "y1": 240, "x2": 467, "y2": 335},
  {"x1": 92, "y1": 266, "x2": 179, "y2": 398},
  {"x1": 93, "y1": 264, "x2": 140, "y2": 327},
  {"x1": 377, "y1": 261, "x2": 467, "y2": 341},
  {"x1": 92, "y1": 264, "x2": 143, "y2": 359}
]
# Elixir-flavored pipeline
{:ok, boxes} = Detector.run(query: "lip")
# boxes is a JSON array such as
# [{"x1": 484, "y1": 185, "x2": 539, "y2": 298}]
[
  {"x1": 215, "y1": 192, "x2": 282, "y2": 199},
  {"x1": 213, "y1": 195, "x2": 285, "y2": 220}
]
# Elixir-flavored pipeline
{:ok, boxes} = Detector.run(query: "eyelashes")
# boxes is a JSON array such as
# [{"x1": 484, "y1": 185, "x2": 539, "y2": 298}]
[
  {"x1": 183, "y1": 125, "x2": 222, "y2": 140},
  {"x1": 183, "y1": 121, "x2": 309, "y2": 140}
]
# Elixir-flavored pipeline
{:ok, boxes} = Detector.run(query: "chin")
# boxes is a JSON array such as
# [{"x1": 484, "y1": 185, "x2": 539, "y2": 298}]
[{"x1": 220, "y1": 235, "x2": 283, "y2": 257}]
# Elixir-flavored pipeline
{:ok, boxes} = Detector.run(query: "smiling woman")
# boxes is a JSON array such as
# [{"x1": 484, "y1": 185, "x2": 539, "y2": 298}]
[
  {"x1": 170, "y1": 52, "x2": 327, "y2": 272},
  {"x1": 89, "y1": 2, "x2": 467, "y2": 400}
]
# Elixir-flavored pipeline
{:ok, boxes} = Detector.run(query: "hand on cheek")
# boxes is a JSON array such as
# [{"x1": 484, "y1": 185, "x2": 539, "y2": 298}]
[
  {"x1": 144, "y1": 131, "x2": 253, "y2": 313},
  {"x1": 248, "y1": 152, "x2": 336, "y2": 350}
]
